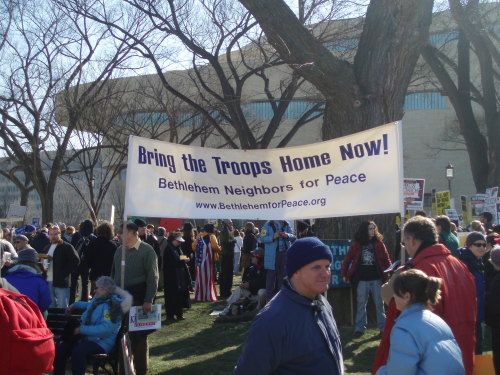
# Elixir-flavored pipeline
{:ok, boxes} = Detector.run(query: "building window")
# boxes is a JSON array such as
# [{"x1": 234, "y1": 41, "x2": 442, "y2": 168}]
[
  {"x1": 119, "y1": 168, "x2": 127, "y2": 181},
  {"x1": 242, "y1": 101, "x2": 324, "y2": 121},
  {"x1": 429, "y1": 30, "x2": 459, "y2": 46},
  {"x1": 323, "y1": 39, "x2": 359, "y2": 52},
  {"x1": 404, "y1": 92, "x2": 446, "y2": 110}
]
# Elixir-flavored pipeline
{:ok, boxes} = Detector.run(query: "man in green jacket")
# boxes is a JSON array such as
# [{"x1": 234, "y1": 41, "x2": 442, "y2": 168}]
[
  {"x1": 111, "y1": 222, "x2": 158, "y2": 375},
  {"x1": 435, "y1": 215, "x2": 460, "y2": 256}
]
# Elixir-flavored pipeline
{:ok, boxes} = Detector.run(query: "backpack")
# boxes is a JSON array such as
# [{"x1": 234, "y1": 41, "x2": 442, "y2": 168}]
[
  {"x1": 0, "y1": 288, "x2": 55, "y2": 374},
  {"x1": 75, "y1": 235, "x2": 92, "y2": 260}
]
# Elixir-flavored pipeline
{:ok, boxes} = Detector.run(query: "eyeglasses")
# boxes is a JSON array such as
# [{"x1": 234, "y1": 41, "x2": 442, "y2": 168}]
[{"x1": 472, "y1": 243, "x2": 487, "y2": 248}]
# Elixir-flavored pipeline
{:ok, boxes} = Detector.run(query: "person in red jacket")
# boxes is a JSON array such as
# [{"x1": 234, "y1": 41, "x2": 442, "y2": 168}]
[
  {"x1": 341, "y1": 221, "x2": 392, "y2": 336},
  {"x1": 373, "y1": 216, "x2": 476, "y2": 375}
]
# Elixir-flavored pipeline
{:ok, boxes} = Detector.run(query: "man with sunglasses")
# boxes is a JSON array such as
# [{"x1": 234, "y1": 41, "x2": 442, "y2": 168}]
[
  {"x1": 374, "y1": 216, "x2": 476, "y2": 375},
  {"x1": 459, "y1": 232, "x2": 488, "y2": 355},
  {"x1": 14, "y1": 235, "x2": 32, "y2": 253}
]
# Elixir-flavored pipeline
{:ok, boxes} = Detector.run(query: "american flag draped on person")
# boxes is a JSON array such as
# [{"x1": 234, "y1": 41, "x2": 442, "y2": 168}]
[{"x1": 193, "y1": 224, "x2": 220, "y2": 302}]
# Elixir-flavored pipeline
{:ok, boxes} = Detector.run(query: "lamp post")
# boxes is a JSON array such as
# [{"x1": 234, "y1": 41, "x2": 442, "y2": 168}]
[{"x1": 445, "y1": 163, "x2": 454, "y2": 196}]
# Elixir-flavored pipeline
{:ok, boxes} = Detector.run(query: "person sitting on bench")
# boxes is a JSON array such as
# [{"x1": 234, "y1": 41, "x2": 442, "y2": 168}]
[
  {"x1": 53, "y1": 276, "x2": 132, "y2": 375},
  {"x1": 220, "y1": 248, "x2": 267, "y2": 316}
]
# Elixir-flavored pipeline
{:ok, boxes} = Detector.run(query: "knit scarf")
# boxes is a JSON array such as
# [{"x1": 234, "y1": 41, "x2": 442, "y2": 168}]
[{"x1": 85, "y1": 294, "x2": 122, "y2": 325}]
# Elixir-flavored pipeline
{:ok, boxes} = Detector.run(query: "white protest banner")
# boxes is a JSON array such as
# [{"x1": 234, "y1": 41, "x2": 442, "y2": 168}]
[
  {"x1": 403, "y1": 178, "x2": 425, "y2": 210},
  {"x1": 124, "y1": 122, "x2": 403, "y2": 220}
]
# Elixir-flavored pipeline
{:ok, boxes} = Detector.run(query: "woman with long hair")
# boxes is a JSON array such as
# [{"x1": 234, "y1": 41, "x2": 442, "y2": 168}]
[{"x1": 340, "y1": 221, "x2": 392, "y2": 336}]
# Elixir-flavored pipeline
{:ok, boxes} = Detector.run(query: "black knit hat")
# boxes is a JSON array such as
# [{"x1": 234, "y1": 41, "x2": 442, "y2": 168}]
[
  {"x1": 286, "y1": 237, "x2": 332, "y2": 277},
  {"x1": 134, "y1": 218, "x2": 147, "y2": 227},
  {"x1": 466, "y1": 232, "x2": 486, "y2": 247},
  {"x1": 17, "y1": 249, "x2": 38, "y2": 263}
]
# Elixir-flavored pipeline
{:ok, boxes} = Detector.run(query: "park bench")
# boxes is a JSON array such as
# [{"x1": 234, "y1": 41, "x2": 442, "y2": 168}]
[{"x1": 46, "y1": 307, "x2": 119, "y2": 375}]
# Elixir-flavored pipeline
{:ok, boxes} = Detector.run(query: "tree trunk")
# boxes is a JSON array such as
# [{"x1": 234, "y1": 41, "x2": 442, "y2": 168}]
[
  {"x1": 41, "y1": 195, "x2": 54, "y2": 225},
  {"x1": 19, "y1": 189, "x2": 29, "y2": 207},
  {"x1": 239, "y1": 0, "x2": 433, "y2": 240},
  {"x1": 422, "y1": 35, "x2": 490, "y2": 193}
]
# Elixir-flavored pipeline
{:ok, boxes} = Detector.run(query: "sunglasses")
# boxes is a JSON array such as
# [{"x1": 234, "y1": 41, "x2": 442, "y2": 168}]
[{"x1": 472, "y1": 243, "x2": 487, "y2": 248}]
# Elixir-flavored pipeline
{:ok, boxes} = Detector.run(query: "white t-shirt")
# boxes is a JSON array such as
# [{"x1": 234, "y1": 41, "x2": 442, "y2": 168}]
[{"x1": 46, "y1": 244, "x2": 57, "y2": 282}]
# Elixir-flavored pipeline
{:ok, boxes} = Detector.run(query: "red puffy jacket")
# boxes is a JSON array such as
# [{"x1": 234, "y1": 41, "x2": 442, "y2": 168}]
[
  {"x1": 373, "y1": 244, "x2": 477, "y2": 375},
  {"x1": 340, "y1": 240, "x2": 392, "y2": 282}
]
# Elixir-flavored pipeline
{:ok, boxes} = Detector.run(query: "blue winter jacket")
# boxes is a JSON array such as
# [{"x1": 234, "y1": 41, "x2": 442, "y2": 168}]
[
  {"x1": 260, "y1": 221, "x2": 295, "y2": 270},
  {"x1": 376, "y1": 303, "x2": 464, "y2": 375},
  {"x1": 234, "y1": 281, "x2": 343, "y2": 375},
  {"x1": 74, "y1": 295, "x2": 123, "y2": 353},
  {"x1": 5, "y1": 265, "x2": 51, "y2": 312}
]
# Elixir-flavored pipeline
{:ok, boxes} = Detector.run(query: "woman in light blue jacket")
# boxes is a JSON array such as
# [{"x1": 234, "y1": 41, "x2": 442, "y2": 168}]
[
  {"x1": 376, "y1": 269, "x2": 464, "y2": 375},
  {"x1": 53, "y1": 276, "x2": 132, "y2": 375}
]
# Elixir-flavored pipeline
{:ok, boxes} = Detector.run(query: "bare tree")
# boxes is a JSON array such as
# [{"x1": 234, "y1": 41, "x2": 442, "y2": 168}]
[
  {"x1": 0, "y1": 164, "x2": 34, "y2": 207},
  {"x1": 59, "y1": 0, "x2": 328, "y2": 150},
  {"x1": 237, "y1": 0, "x2": 434, "y2": 244},
  {"x1": 0, "y1": 0, "x2": 133, "y2": 223},
  {"x1": 421, "y1": 0, "x2": 500, "y2": 192},
  {"x1": 0, "y1": 0, "x2": 14, "y2": 52}
]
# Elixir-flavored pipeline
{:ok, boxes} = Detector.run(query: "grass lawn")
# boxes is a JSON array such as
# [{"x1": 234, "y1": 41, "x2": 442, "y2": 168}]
[{"x1": 148, "y1": 290, "x2": 381, "y2": 375}]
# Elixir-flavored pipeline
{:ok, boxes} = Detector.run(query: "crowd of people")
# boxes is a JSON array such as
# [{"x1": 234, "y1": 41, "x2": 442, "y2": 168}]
[{"x1": 1, "y1": 212, "x2": 499, "y2": 375}]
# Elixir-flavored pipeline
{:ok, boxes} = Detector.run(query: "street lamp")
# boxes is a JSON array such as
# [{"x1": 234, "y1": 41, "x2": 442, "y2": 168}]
[{"x1": 445, "y1": 163, "x2": 454, "y2": 196}]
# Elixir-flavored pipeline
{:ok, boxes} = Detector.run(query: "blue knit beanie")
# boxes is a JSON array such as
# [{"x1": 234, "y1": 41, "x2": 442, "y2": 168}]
[{"x1": 286, "y1": 237, "x2": 332, "y2": 277}]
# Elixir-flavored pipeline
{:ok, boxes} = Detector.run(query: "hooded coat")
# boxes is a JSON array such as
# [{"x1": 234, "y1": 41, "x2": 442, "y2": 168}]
[
  {"x1": 73, "y1": 287, "x2": 132, "y2": 353},
  {"x1": 5, "y1": 264, "x2": 51, "y2": 312}
]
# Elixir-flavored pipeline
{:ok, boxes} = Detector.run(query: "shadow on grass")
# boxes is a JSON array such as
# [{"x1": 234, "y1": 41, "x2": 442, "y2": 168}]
[
  {"x1": 339, "y1": 326, "x2": 380, "y2": 374},
  {"x1": 155, "y1": 347, "x2": 241, "y2": 375},
  {"x1": 150, "y1": 322, "x2": 249, "y2": 361}
]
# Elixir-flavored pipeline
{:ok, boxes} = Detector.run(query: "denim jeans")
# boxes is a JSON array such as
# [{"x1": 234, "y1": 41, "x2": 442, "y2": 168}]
[
  {"x1": 355, "y1": 279, "x2": 385, "y2": 332},
  {"x1": 49, "y1": 282, "x2": 70, "y2": 308},
  {"x1": 233, "y1": 252, "x2": 241, "y2": 274}
]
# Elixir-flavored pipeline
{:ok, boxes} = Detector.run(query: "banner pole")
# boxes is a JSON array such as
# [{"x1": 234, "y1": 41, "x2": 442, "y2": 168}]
[
  {"x1": 396, "y1": 121, "x2": 406, "y2": 265},
  {"x1": 121, "y1": 135, "x2": 134, "y2": 289}
]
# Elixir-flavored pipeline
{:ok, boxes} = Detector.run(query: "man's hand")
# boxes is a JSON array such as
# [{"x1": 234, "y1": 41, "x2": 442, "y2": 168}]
[
  {"x1": 73, "y1": 327, "x2": 80, "y2": 335},
  {"x1": 143, "y1": 302, "x2": 153, "y2": 314},
  {"x1": 273, "y1": 232, "x2": 280, "y2": 239},
  {"x1": 240, "y1": 282, "x2": 250, "y2": 289},
  {"x1": 280, "y1": 232, "x2": 289, "y2": 238}
]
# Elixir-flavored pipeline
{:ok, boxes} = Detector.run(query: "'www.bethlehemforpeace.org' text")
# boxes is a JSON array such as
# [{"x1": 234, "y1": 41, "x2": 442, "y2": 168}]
[{"x1": 195, "y1": 198, "x2": 327, "y2": 210}]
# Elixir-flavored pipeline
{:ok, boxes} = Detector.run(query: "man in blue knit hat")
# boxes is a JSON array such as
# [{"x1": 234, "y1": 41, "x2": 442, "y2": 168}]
[{"x1": 235, "y1": 237, "x2": 343, "y2": 375}]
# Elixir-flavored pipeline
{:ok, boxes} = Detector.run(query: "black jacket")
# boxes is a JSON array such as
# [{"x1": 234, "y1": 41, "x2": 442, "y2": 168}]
[
  {"x1": 85, "y1": 237, "x2": 118, "y2": 281},
  {"x1": 242, "y1": 265, "x2": 266, "y2": 295},
  {"x1": 44, "y1": 241, "x2": 80, "y2": 288},
  {"x1": 242, "y1": 233, "x2": 257, "y2": 255}
]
